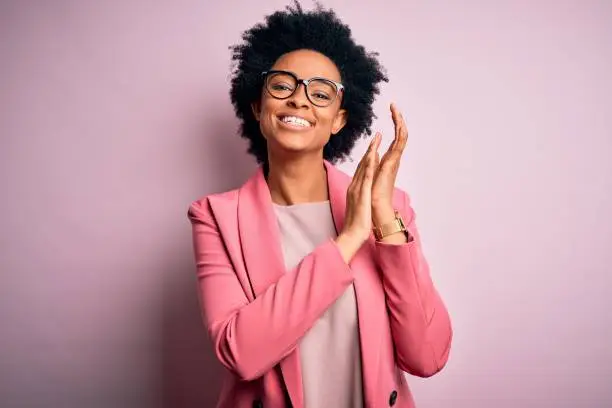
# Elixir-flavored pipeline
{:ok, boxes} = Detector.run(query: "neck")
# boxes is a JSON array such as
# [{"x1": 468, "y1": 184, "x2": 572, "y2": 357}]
[{"x1": 266, "y1": 155, "x2": 329, "y2": 206}]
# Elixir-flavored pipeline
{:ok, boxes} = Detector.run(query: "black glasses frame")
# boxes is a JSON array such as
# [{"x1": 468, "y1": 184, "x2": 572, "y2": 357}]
[{"x1": 261, "y1": 70, "x2": 345, "y2": 107}]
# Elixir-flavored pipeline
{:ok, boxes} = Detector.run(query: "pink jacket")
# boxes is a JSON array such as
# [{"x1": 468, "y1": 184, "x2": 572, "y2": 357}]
[{"x1": 187, "y1": 160, "x2": 452, "y2": 408}]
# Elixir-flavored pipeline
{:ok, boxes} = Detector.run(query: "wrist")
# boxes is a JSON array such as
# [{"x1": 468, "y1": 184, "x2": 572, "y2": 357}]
[
  {"x1": 338, "y1": 228, "x2": 368, "y2": 245},
  {"x1": 335, "y1": 230, "x2": 367, "y2": 263},
  {"x1": 372, "y1": 205, "x2": 396, "y2": 228},
  {"x1": 377, "y1": 231, "x2": 408, "y2": 245},
  {"x1": 372, "y1": 209, "x2": 411, "y2": 244}
]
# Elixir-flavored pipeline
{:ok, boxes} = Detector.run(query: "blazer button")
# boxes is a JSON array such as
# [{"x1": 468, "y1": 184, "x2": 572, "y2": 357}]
[
  {"x1": 252, "y1": 399, "x2": 263, "y2": 408},
  {"x1": 389, "y1": 390, "x2": 398, "y2": 406}
]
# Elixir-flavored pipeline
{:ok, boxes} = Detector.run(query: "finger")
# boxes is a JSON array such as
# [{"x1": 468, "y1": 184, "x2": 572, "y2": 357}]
[
  {"x1": 351, "y1": 133, "x2": 379, "y2": 191},
  {"x1": 387, "y1": 104, "x2": 408, "y2": 161},
  {"x1": 367, "y1": 136, "x2": 380, "y2": 181},
  {"x1": 356, "y1": 134, "x2": 378, "y2": 179},
  {"x1": 377, "y1": 104, "x2": 399, "y2": 165},
  {"x1": 390, "y1": 102, "x2": 401, "y2": 130},
  {"x1": 378, "y1": 137, "x2": 394, "y2": 169},
  {"x1": 390, "y1": 103, "x2": 403, "y2": 149},
  {"x1": 395, "y1": 110, "x2": 409, "y2": 152},
  {"x1": 360, "y1": 134, "x2": 379, "y2": 202},
  {"x1": 357, "y1": 133, "x2": 380, "y2": 195},
  {"x1": 363, "y1": 132, "x2": 379, "y2": 162}
]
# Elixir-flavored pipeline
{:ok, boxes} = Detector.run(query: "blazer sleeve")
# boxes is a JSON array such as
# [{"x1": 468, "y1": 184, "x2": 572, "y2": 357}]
[
  {"x1": 187, "y1": 199, "x2": 354, "y2": 381},
  {"x1": 373, "y1": 190, "x2": 453, "y2": 377}
]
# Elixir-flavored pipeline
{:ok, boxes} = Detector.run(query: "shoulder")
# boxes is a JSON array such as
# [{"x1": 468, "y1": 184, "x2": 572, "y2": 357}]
[{"x1": 187, "y1": 188, "x2": 239, "y2": 223}]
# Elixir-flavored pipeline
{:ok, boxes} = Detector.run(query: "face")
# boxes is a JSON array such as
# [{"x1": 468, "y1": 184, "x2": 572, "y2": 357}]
[{"x1": 251, "y1": 49, "x2": 347, "y2": 162}]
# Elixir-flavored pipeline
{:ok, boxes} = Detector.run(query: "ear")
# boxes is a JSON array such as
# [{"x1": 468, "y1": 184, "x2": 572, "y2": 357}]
[
  {"x1": 331, "y1": 108, "x2": 348, "y2": 135},
  {"x1": 251, "y1": 101, "x2": 261, "y2": 121}
]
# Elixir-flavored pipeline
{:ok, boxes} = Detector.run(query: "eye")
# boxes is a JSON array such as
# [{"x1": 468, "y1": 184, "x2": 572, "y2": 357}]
[
  {"x1": 311, "y1": 92, "x2": 331, "y2": 100},
  {"x1": 270, "y1": 82, "x2": 294, "y2": 91}
]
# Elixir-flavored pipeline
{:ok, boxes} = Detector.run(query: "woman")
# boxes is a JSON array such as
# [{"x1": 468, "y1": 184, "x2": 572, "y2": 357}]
[{"x1": 187, "y1": 3, "x2": 452, "y2": 408}]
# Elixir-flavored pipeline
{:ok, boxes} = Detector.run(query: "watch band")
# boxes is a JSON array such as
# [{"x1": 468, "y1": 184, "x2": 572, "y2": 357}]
[{"x1": 373, "y1": 210, "x2": 407, "y2": 241}]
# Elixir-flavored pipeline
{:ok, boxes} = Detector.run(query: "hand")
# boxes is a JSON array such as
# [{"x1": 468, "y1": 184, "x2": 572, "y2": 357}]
[
  {"x1": 340, "y1": 132, "x2": 381, "y2": 244},
  {"x1": 371, "y1": 103, "x2": 409, "y2": 226}
]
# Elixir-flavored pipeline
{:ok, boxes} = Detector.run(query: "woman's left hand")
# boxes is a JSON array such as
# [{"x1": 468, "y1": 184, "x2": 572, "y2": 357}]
[{"x1": 371, "y1": 103, "x2": 409, "y2": 227}]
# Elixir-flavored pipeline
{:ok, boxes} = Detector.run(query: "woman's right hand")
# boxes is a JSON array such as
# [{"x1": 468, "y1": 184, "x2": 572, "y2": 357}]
[{"x1": 335, "y1": 133, "x2": 381, "y2": 262}]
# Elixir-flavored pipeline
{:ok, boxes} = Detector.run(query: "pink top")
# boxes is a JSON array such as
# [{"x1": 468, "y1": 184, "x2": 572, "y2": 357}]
[{"x1": 273, "y1": 200, "x2": 364, "y2": 408}]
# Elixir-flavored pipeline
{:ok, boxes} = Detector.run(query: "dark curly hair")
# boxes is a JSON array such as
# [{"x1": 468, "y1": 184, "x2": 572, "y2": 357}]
[{"x1": 229, "y1": 1, "x2": 388, "y2": 165}]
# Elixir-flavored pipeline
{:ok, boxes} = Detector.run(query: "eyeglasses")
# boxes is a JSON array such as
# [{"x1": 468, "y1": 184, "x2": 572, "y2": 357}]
[{"x1": 261, "y1": 70, "x2": 345, "y2": 108}]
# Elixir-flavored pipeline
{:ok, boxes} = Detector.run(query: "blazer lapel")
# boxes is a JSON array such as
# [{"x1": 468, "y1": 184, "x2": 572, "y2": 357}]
[
  {"x1": 237, "y1": 161, "x2": 384, "y2": 408},
  {"x1": 237, "y1": 166, "x2": 305, "y2": 407},
  {"x1": 237, "y1": 166, "x2": 285, "y2": 298}
]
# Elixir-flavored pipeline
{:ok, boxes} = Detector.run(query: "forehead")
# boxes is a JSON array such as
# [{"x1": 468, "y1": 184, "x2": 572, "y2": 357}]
[{"x1": 271, "y1": 49, "x2": 341, "y2": 81}]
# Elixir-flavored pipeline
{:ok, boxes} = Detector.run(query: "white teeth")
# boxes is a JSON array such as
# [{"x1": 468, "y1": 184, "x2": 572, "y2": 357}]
[{"x1": 280, "y1": 116, "x2": 311, "y2": 127}]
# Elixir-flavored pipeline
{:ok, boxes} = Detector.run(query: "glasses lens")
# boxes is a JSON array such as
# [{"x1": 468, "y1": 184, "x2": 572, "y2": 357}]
[
  {"x1": 307, "y1": 79, "x2": 337, "y2": 107},
  {"x1": 266, "y1": 72, "x2": 297, "y2": 99}
]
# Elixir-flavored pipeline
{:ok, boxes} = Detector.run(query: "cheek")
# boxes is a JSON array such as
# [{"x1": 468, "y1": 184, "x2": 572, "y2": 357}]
[
  {"x1": 256, "y1": 99, "x2": 279, "y2": 136},
  {"x1": 316, "y1": 111, "x2": 340, "y2": 132}
]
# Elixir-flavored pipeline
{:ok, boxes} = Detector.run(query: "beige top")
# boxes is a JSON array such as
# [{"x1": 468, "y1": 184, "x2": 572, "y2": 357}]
[{"x1": 273, "y1": 200, "x2": 364, "y2": 408}]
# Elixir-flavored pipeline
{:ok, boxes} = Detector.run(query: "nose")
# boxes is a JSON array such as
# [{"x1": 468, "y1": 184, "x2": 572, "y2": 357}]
[{"x1": 286, "y1": 82, "x2": 310, "y2": 108}]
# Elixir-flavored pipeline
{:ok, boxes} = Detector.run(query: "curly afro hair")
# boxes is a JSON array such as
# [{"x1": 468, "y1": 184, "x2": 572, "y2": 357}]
[{"x1": 229, "y1": 1, "x2": 388, "y2": 165}]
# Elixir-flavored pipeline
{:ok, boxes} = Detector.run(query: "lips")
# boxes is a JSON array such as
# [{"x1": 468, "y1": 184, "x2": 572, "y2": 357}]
[{"x1": 277, "y1": 114, "x2": 314, "y2": 128}]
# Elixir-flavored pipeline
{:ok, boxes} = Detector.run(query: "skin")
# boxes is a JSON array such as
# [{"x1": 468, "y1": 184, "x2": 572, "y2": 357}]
[{"x1": 251, "y1": 49, "x2": 409, "y2": 260}]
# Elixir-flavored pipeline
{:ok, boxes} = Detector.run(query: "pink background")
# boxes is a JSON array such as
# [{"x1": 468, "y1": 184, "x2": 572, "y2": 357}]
[{"x1": 1, "y1": 1, "x2": 611, "y2": 407}]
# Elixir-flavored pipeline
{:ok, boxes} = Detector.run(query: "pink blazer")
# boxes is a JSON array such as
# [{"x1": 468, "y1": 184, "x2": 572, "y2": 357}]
[{"x1": 187, "y1": 160, "x2": 452, "y2": 408}]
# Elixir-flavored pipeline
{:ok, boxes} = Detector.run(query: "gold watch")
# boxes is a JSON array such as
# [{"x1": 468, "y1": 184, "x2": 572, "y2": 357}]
[{"x1": 373, "y1": 210, "x2": 407, "y2": 241}]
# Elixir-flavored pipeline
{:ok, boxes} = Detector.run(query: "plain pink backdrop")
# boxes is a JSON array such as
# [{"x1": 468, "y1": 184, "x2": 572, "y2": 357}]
[{"x1": 1, "y1": 1, "x2": 611, "y2": 407}]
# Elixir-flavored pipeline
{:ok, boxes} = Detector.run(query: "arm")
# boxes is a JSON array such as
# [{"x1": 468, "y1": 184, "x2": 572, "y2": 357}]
[
  {"x1": 187, "y1": 200, "x2": 357, "y2": 381},
  {"x1": 373, "y1": 191, "x2": 453, "y2": 377}
]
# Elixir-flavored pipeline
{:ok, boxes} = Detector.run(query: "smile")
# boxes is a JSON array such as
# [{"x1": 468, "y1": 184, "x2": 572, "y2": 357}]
[{"x1": 278, "y1": 115, "x2": 313, "y2": 128}]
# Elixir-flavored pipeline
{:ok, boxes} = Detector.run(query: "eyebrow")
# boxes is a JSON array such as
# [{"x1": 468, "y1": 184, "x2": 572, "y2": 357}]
[{"x1": 273, "y1": 69, "x2": 341, "y2": 82}]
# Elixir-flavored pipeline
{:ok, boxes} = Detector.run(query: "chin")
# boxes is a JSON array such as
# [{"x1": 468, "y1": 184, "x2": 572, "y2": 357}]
[
  {"x1": 276, "y1": 141, "x2": 312, "y2": 154},
  {"x1": 268, "y1": 136, "x2": 317, "y2": 157},
  {"x1": 272, "y1": 128, "x2": 313, "y2": 144}
]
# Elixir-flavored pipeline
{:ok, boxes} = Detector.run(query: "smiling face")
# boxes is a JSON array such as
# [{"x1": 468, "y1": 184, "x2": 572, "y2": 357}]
[{"x1": 251, "y1": 49, "x2": 347, "y2": 162}]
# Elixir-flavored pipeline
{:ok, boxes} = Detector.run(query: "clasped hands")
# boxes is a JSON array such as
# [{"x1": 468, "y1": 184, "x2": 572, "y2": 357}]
[{"x1": 341, "y1": 103, "x2": 409, "y2": 244}]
